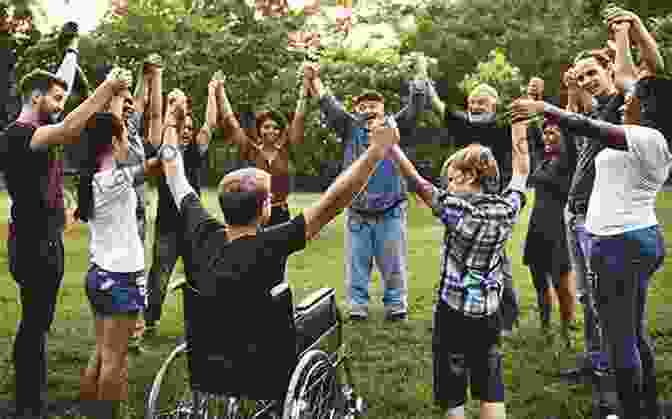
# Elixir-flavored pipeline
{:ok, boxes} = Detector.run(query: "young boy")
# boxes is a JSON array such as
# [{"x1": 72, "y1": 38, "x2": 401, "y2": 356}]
[{"x1": 389, "y1": 119, "x2": 530, "y2": 419}]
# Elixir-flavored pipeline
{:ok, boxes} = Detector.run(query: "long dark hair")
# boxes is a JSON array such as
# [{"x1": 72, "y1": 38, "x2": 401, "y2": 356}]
[
  {"x1": 75, "y1": 112, "x2": 123, "y2": 222},
  {"x1": 634, "y1": 77, "x2": 672, "y2": 146}
]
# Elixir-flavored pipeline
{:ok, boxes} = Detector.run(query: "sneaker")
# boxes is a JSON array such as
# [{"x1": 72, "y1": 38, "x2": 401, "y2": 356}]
[{"x1": 385, "y1": 312, "x2": 408, "y2": 322}]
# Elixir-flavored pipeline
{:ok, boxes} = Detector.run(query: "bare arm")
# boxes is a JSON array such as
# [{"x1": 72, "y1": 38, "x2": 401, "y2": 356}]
[
  {"x1": 161, "y1": 94, "x2": 196, "y2": 207},
  {"x1": 194, "y1": 79, "x2": 217, "y2": 150},
  {"x1": 612, "y1": 22, "x2": 638, "y2": 93},
  {"x1": 288, "y1": 85, "x2": 307, "y2": 145},
  {"x1": 215, "y1": 83, "x2": 254, "y2": 148},
  {"x1": 606, "y1": 9, "x2": 665, "y2": 75},
  {"x1": 302, "y1": 126, "x2": 399, "y2": 240},
  {"x1": 147, "y1": 68, "x2": 163, "y2": 148},
  {"x1": 31, "y1": 78, "x2": 125, "y2": 148}
]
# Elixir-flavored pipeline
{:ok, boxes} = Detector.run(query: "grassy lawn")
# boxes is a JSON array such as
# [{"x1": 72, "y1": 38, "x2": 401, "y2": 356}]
[{"x1": 0, "y1": 188, "x2": 671, "y2": 418}]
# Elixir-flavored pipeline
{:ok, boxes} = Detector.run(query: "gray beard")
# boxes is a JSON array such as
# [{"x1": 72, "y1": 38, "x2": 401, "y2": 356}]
[{"x1": 467, "y1": 112, "x2": 496, "y2": 125}]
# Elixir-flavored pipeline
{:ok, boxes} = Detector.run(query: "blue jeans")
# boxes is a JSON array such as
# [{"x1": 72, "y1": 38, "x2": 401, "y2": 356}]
[
  {"x1": 344, "y1": 204, "x2": 408, "y2": 317},
  {"x1": 590, "y1": 225, "x2": 664, "y2": 418},
  {"x1": 566, "y1": 211, "x2": 608, "y2": 369}
]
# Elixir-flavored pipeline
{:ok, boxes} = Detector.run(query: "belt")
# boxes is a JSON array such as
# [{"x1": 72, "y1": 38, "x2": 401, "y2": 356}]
[
  {"x1": 272, "y1": 201, "x2": 289, "y2": 210},
  {"x1": 568, "y1": 200, "x2": 587, "y2": 216}
]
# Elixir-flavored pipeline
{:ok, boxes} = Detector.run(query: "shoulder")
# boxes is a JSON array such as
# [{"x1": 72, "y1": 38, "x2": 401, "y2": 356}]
[{"x1": 624, "y1": 125, "x2": 667, "y2": 148}]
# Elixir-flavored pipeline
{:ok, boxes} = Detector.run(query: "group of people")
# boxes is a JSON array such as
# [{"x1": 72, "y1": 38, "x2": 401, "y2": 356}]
[{"x1": 1, "y1": 4, "x2": 671, "y2": 419}]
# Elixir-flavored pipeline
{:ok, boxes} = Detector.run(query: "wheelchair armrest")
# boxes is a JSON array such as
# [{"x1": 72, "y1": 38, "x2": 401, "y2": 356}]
[{"x1": 295, "y1": 288, "x2": 335, "y2": 313}]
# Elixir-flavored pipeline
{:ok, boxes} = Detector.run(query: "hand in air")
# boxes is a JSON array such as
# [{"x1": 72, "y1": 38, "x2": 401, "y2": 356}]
[
  {"x1": 509, "y1": 98, "x2": 543, "y2": 122},
  {"x1": 106, "y1": 67, "x2": 133, "y2": 93},
  {"x1": 144, "y1": 53, "x2": 163, "y2": 75}
]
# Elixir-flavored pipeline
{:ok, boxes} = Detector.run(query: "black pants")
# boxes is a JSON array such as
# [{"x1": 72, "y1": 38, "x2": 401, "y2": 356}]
[
  {"x1": 145, "y1": 222, "x2": 180, "y2": 325},
  {"x1": 498, "y1": 251, "x2": 519, "y2": 331},
  {"x1": 8, "y1": 235, "x2": 64, "y2": 412}
]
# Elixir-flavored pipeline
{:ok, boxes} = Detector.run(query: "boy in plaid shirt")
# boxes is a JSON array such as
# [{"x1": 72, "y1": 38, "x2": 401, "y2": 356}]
[{"x1": 389, "y1": 119, "x2": 530, "y2": 419}]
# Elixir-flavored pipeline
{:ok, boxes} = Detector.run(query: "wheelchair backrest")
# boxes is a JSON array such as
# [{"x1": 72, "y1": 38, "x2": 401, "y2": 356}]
[{"x1": 294, "y1": 287, "x2": 341, "y2": 357}]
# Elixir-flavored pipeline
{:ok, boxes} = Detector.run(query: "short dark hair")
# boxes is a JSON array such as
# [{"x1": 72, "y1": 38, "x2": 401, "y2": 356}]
[{"x1": 19, "y1": 70, "x2": 68, "y2": 103}]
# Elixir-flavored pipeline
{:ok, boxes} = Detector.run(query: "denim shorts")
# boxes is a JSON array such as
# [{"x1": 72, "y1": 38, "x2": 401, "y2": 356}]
[{"x1": 85, "y1": 265, "x2": 147, "y2": 316}]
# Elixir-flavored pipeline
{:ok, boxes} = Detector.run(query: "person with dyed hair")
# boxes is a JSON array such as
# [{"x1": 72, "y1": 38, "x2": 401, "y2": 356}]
[
  {"x1": 387, "y1": 116, "x2": 531, "y2": 419},
  {"x1": 512, "y1": 16, "x2": 671, "y2": 416},
  {"x1": 155, "y1": 89, "x2": 399, "y2": 402}
]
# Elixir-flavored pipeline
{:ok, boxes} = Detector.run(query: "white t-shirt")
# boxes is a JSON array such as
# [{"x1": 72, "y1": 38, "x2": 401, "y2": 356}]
[
  {"x1": 586, "y1": 125, "x2": 672, "y2": 236},
  {"x1": 88, "y1": 165, "x2": 145, "y2": 273}
]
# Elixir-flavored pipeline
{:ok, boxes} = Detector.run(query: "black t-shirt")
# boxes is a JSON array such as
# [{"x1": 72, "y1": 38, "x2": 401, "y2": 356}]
[
  {"x1": 156, "y1": 144, "x2": 207, "y2": 228},
  {"x1": 566, "y1": 94, "x2": 624, "y2": 215},
  {"x1": 3, "y1": 122, "x2": 65, "y2": 242},
  {"x1": 178, "y1": 192, "x2": 307, "y2": 397},
  {"x1": 445, "y1": 111, "x2": 513, "y2": 191}
]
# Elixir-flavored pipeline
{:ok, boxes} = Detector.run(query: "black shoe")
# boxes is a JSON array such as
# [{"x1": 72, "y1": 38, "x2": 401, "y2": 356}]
[
  {"x1": 348, "y1": 313, "x2": 368, "y2": 322},
  {"x1": 385, "y1": 312, "x2": 408, "y2": 322},
  {"x1": 558, "y1": 365, "x2": 594, "y2": 383}
]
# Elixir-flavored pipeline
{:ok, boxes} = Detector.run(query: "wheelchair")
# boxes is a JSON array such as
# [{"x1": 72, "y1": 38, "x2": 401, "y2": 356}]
[{"x1": 146, "y1": 280, "x2": 366, "y2": 419}]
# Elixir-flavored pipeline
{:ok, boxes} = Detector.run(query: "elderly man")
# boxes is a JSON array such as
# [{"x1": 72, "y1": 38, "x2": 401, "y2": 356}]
[
  {"x1": 308, "y1": 57, "x2": 430, "y2": 322},
  {"x1": 427, "y1": 81, "x2": 520, "y2": 335}
]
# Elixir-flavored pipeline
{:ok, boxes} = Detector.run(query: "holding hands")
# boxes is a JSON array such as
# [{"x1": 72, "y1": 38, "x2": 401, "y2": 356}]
[{"x1": 105, "y1": 67, "x2": 133, "y2": 93}]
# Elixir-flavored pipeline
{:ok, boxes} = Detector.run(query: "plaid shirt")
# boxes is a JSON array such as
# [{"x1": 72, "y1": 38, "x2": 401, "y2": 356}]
[{"x1": 431, "y1": 175, "x2": 527, "y2": 317}]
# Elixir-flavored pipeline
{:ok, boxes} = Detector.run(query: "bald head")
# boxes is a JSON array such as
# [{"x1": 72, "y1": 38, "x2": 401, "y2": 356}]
[{"x1": 468, "y1": 83, "x2": 498, "y2": 114}]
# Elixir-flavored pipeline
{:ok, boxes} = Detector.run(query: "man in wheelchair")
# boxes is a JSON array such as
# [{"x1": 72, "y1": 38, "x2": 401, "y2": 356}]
[{"x1": 157, "y1": 90, "x2": 398, "y2": 403}]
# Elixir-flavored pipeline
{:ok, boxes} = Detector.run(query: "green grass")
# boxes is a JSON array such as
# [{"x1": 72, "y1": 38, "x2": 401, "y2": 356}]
[{"x1": 0, "y1": 189, "x2": 671, "y2": 418}]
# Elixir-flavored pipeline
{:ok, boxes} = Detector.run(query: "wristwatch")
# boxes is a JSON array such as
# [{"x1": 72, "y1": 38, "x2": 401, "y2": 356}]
[{"x1": 158, "y1": 144, "x2": 179, "y2": 162}]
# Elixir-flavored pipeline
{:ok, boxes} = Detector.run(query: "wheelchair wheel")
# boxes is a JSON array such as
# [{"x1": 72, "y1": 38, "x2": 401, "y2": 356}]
[
  {"x1": 283, "y1": 350, "x2": 340, "y2": 419},
  {"x1": 146, "y1": 342, "x2": 194, "y2": 419}
]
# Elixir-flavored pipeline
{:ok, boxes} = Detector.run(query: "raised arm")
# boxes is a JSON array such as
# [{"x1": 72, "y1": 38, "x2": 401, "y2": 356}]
[
  {"x1": 307, "y1": 63, "x2": 354, "y2": 140},
  {"x1": 302, "y1": 124, "x2": 399, "y2": 240},
  {"x1": 54, "y1": 23, "x2": 80, "y2": 106},
  {"x1": 510, "y1": 99, "x2": 627, "y2": 151},
  {"x1": 160, "y1": 91, "x2": 194, "y2": 207},
  {"x1": 606, "y1": 8, "x2": 665, "y2": 76},
  {"x1": 394, "y1": 55, "x2": 430, "y2": 125},
  {"x1": 146, "y1": 62, "x2": 163, "y2": 148},
  {"x1": 215, "y1": 79, "x2": 254, "y2": 148},
  {"x1": 287, "y1": 80, "x2": 309, "y2": 146},
  {"x1": 31, "y1": 72, "x2": 130, "y2": 148},
  {"x1": 193, "y1": 77, "x2": 218, "y2": 152}
]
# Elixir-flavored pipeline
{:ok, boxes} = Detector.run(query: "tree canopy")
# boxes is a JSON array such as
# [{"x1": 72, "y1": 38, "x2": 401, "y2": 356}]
[{"x1": 7, "y1": 0, "x2": 672, "y2": 179}]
